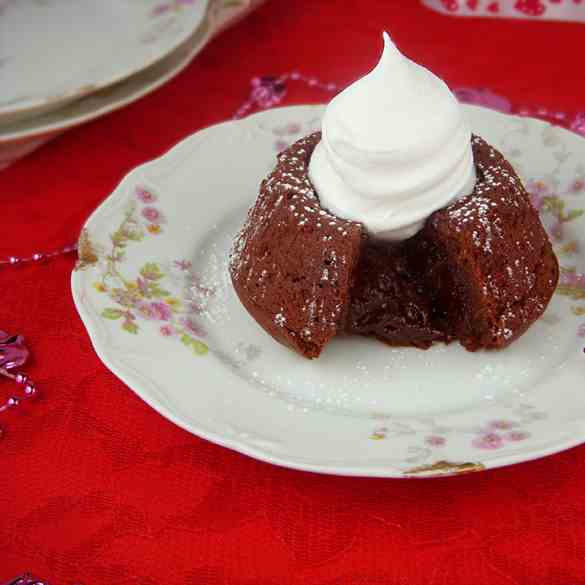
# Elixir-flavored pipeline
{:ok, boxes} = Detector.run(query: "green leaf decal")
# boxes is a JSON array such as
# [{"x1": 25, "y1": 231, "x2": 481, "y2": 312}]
[
  {"x1": 567, "y1": 209, "x2": 584, "y2": 222},
  {"x1": 102, "y1": 308, "x2": 123, "y2": 320},
  {"x1": 192, "y1": 341, "x2": 209, "y2": 355},
  {"x1": 140, "y1": 262, "x2": 164, "y2": 280},
  {"x1": 122, "y1": 321, "x2": 139, "y2": 334}
]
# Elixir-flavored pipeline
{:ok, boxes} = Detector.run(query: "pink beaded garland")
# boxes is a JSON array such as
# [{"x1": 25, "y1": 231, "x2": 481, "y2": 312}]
[
  {"x1": 232, "y1": 73, "x2": 340, "y2": 120},
  {"x1": 0, "y1": 243, "x2": 77, "y2": 268},
  {"x1": 2, "y1": 575, "x2": 50, "y2": 585},
  {"x1": 0, "y1": 332, "x2": 36, "y2": 430}
]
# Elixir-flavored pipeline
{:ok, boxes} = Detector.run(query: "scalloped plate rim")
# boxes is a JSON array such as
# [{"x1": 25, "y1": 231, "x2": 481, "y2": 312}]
[
  {"x1": 71, "y1": 104, "x2": 585, "y2": 478},
  {"x1": 0, "y1": 0, "x2": 209, "y2": 121}
]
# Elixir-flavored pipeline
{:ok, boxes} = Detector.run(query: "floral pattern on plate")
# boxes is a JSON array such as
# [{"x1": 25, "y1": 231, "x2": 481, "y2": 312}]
[
  {"x1": 371, "y1": 404, "x2": 543, "y2": 454},
  {"x1": 142, "y1": 0, "x2": 203, "y2": 44},
  {"x1": 84, "y1": 186, "x2": 210, "y2": 355},
  {"x1": 151, "y1": 0, "x2": 199, "y2": 17}
]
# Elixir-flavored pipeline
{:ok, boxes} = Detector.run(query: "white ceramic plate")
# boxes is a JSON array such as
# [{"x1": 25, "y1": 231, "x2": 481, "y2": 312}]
[
  {"x1": 0, "y1": 10, "x2": 212, "y2": 170},
  {"x1": 71, "y1": 105, "x2": 585, "y2": 478},
  {"x1": 0, "y1": 0, "x2": 208, "y2": 124},
  {"x1": 0, "y1": 0, "x2": 263, "y2": 170}
]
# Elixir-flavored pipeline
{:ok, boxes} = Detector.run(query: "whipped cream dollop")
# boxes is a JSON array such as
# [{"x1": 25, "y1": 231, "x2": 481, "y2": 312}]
[{"x1": 308, "y1": 32, "x2": 476, "y2": 241}]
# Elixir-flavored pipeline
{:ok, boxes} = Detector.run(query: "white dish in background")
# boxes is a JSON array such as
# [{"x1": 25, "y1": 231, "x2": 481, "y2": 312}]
[
  {"x1": 0, "y1": 9, "x2": 212, "y2": 167},
  {"x1": 72, "y1": 105, "x2": 585, "y2": 478},
  {"x1": 0, "y1": 0, "x2": 264, "y2": 169},
  {"x1": 0, "y1": 135, "x2": 54, "y2": 171},
  {"x1": 0, "y1": 0, "x2": 208, "y2": 124}
]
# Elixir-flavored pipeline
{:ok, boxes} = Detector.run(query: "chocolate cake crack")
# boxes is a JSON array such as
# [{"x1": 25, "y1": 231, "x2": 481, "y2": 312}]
[{"x1": 229, "y1": 132, "x2": 559, "y2": 359}]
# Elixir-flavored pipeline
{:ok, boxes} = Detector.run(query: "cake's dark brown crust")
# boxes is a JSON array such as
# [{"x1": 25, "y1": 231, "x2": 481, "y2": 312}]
[
  {"x1": 229, "y1": 133, "x2": 364, "y2": 358},
  {"x1": 347, "y1": 136, "x2": 559, "y2": 351},
  {"x1": 230, "y1": 132, "x2": 559, "y2": 358},
  {"x1": 419, "y1": 135, "x2": 559, "y2": 350}
]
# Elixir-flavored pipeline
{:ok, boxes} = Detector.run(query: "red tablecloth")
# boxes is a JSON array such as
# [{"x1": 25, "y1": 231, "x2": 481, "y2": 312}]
[{"x1": 2, "y1": 2, "x2": 585, "y2": 583}]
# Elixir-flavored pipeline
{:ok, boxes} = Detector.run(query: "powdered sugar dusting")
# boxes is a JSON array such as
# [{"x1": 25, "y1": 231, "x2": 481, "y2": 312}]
[
  {"x1": 229, "y1": 131, "x2": 363, "y2": 357},
  {"x1": 442, "y1": 135, "x2": 556, "y2": 347},
  {"x1": 230, "y1": 132, "x2": 555, "y2": 355}
]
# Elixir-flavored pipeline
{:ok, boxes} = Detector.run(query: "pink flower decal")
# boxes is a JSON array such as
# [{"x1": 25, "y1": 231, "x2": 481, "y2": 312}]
[
  {"x1": 136, "y1": 301, "x2": 156, "y2": 320},
  {"x1": 142, "y1": 206, "x2": 162, "y2": 223},
  {"x1": 550, "y1": 219, "x2": 564, "y2": 241},
  {"x1": 571, "y1": 179, "x2": 585, "y2": 193},
  {"x1": 152, "y1": 4, "x2": 169, "y2": 16},
  {"x1": 159, "y1": 325, "x2": 176, "y2": 337},
  {"x1": 140, "y1": 268, "x2": 159, "y2": 281},
  {"x1": 472, "y1": 423, "x2": 533, "y2": 449},
  {"x1": 472, "y1": 432, "x2": 504, "y2": 450},
  {"x1": 525, "y1": 180, "x2": 550, "y2": 212},
  {"x1": 136, "y1": 277, "x2": 149, "y2": 294},
  {"x1": 136, "y1": 186, "x2": 156, "y2": 203},
  {"x1": 578, "y1": 323, "x2": 585, "y2": 338},
  {"x1": 425, "y1": 435, "x2": 446, "y2": 447},
  {"x1": 137, "y1": 301, "x2": 172, "y2": 321},
  {"x1": 180, "y1": 317, "x2": 205, "y2": 336},
  {"x1": 506, "y1": 430, "x2": 530, "y2": 442},
  {"x1": 489, "y1": 420, "x2": 516, "y2": 431},
  {"x1": 530, "y1": 194, "x2": 545, "y2": 213},
  {"x1": 174, "y1": 260, "x2": 192, "y2": 271},
  {"x1": 151, "y1": 302, "x2": 172, "y2": 321},
  {"x1": 151, "y1": 0, "x2": 196, "y2": 17},
  {"x1": 559, "y1": 269, "x2": 585, "y2": 289},
  {"x1": 111, "y1": 288, "x2": 136, "y2": 308}
]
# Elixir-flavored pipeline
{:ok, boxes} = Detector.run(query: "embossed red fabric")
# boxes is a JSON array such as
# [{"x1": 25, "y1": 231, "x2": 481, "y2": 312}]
[{"x1": 1, "y1": 2, "x2": 585, "y2": 583}]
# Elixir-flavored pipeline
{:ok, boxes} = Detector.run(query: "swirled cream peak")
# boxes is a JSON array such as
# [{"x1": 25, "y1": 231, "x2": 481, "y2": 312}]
[{"x1": 308, "y1": 32, "x2": 476, "y2": 241}]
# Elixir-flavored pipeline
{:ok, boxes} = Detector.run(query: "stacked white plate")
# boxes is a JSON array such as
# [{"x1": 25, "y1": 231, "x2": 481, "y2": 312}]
[{"x1": 0, "y1": 0, "x2": 263, "y2": 169}]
